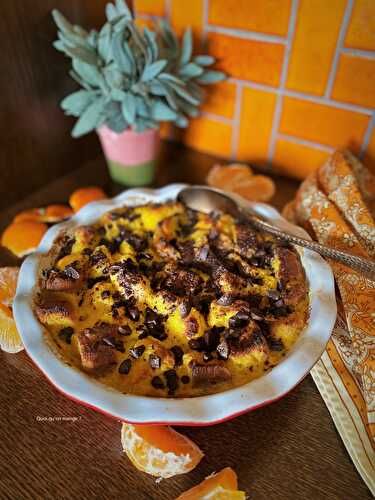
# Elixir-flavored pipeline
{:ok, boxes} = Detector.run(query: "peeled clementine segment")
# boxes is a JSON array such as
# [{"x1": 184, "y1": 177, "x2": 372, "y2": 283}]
[
  {"x1": 121, "y1": 423, "x2": 204, "y2": 479},
  {"x1": 14, "y1": 205, "x2": 73, "y2": 224},
  {"x1": 176, "y1": 467, "x2": 246, "y2": 500},
  {"x1": 1, "y1": 221, "x2": 48, "y2": 257},
  {"x1": 69, "y1": 186, "x2": 107, "y2": 212},
  {"x1": 232, "y1": 175, "x2": 276, "y2": 202},
  {"x1": 0, "y1": 267, "x2": 23, "y2": 353},
  {"x1": 207, "y1": 164, "x2": 253, "y2": 190}
]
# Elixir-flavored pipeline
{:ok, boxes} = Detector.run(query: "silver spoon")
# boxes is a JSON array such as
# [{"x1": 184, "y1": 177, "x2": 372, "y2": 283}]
[{"x1": 177, "y1": 185, "x2": 375, "y2": 281}]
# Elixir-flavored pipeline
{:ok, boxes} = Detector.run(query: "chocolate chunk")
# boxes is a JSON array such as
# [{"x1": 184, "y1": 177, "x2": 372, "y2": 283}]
[
  {"x1": 203, "y1": 352, "x2": 213, "y2": 362},
  {"x1": 151, "y1": 376, "x2": 165, "y2": 389},
  {"x1": 208, "y1": 227, "x2": 219, "y2": 240},
  {"x1": 269, "y1": 338, "x2": 284, "y2": 351},
  {"x1": 224, "y1": 328, "x2": 241, "y2": 339},
  {"x1": 145, "y1": 307, "x2": 159, "y2": 326},
  {"x1": 101, "y1": 290, "x2": 110, "y2": 299},
  {"x1": 164, "y1": 369, "x2": 178, "y2": 394},
  {"x1": 115, "y1": 340, "x2": 125, "y2": 353},
  {"x1": 204, "y1": 329, "x2": 219, "y2": 352},
  {"x1": 250, "y1": 310, "x2": 264, "y2": 321},
  {"x1": 191, "y1": 363, "x2": 231, "y2": 388},
  {"x1": 267, "y1": 289, "x2": 280, "y2": 301},
  {"x1": 127, "y1": 306, "x2": 140, "y2": 322},
  {"x1": 118, "y1": 325, "x2": 131, "y2": 336},
  {"x1": 138, "y1": 332, "x2": 149, "y2": 340},
  {"x1": 274, "y1": 299, "x2": 284, "y2": 308},
  {"x1": 102, "y1": 336, "x2": 116, "y2": 347},
  {"x1": 179, "y1": 300, "x2": 191, "y2": 318},
  {"x1": 181, "y1": 375, "x2": 190, "y2": 384},
  {"x1": 217, "y1": 339, "x2": 230, "y2": 360},
  {"x1": 171, "y1": 346, "x2": 184, "y2": 366},
  {"x1": 198, "y1": 244, "x2": 209, "y2": 261},
  {"x1": 229, "y1": 311, "x2": 249, "y2": 328},
  {"x1": 90, "y1": 250, "x2": 106, "y2": 266},
  {"x1": 118, "y1": 359, "x2": 132, "y2": 374},
  {"x1": 129, "y1": 345, "x2": 145, "y2": 359},
  {"x1": 217, "y1": 294, "x2": 234, "y2": 306},
  {"x1": 188, "y1": 337, "x2": 206, "y2": 352},
  {"x1": 149, "y1": 354, "x2": 161, "y2": 369},
  {"x1": 58, "y1": 327, "x2": 74, "y2": 344}
]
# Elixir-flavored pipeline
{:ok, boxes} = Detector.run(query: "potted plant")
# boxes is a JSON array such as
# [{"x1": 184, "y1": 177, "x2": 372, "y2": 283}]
[{"x1": 52, "y1": 0, "x2": 226, "y2": 187}]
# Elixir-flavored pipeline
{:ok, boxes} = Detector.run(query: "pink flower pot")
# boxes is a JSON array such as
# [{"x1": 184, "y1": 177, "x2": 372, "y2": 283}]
[{"x1": 97, "y1": 125, "x2": 159, "y2": 186}]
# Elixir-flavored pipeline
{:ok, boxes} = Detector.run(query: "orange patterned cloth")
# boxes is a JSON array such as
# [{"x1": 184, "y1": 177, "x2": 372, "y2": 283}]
[{"x1": 283, "y1": 150, "x2": 375, "y2": 494}]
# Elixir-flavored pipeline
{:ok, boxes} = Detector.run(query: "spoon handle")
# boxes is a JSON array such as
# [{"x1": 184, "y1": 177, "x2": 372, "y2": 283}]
[{"x1": 245, "y1": 210, "x2": 375, "y2": 281}]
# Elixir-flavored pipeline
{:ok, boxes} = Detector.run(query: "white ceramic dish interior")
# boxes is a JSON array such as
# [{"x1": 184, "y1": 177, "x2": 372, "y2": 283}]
[{"x1": 13, "y1": 184, "x2": 337, "y2": 425}]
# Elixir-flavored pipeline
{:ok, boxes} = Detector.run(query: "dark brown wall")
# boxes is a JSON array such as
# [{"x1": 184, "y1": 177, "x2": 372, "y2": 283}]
[{"x1": 0, "y1": 0, "x2": 115, "y2": 210}]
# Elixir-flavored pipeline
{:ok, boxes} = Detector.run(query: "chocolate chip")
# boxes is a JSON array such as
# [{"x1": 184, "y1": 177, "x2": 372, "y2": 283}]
[
  {"x1": 151, "y1": 376, "x2": 165, "y2": 389},
  {"x1": 171, "y1": 346, "x2": 184, "y2": 366},
  {"x1": 101, "y1": 290, "x2": 110, "y2": 299},
  {"x1": 208, "y1": 227, "x2": 219, "y2": 240},
  {"x1": 179, "y1": 300, "x2": 191, "y2": 318},
  {"x1": 274, "y1": 299, "x2": 284, "y2": 308},
  {"x1": 149, "y1": 354, "x2": 161, "y2": 369},
  {"x1": 115, "y1": 340, "x2": 125, "y2": 353},
  {"x1": 129, "y1": 345, "x2": 145, "y2": 359},
  {"x1": 102, "y1": 336, "x2": 116, "y2": 347},
  {"x1": 203, "y1": 352, "x2": 213, "y2": 362},
  {"x1": 269, "y1": 338, "x2": 284, "y2": 351},
  {"x1": 181, "y1": 375, "x2": 190, "y2": 384},
  {"x1": 198, "y1": 244, "x2": 209, "y2": 261},
  {"x1": 250, "y1": 311, "x2": 264, "y2": 321},
  {"x1": 217, "y1": 294, "x2": 234, "y2": 306},
  {"x1": 164, "y1": 369, "x2": 178, "y2": 394},
  {"x1": 118, "y1": 359, "x2": 132, "y2": 374},
  {"x1": 228, "y1": 310, "x2": 249, "y2": 328},
  {"x1": 127, "y1": 306, "x2": 140, "y2": 322},
  {"x1": 267, "y1": 289, "x2": 280, "y2": 301},
  {"x1": 138, "y1": 332, "x2": 149, "y2": 340},
  {"x1": 217, "y1": 339, "x2": 230, "y2": 360},
  {"x1": 224, "y1": 328, "x2": 241, "y2": 339},
  {"x1": 58, "y1": 327, "x2": 74, "y2": 344},
  {"x1": 64, "y1": 266, "x2": 80, "y2": 280},
  {"x1": 145, "y1": 307, "x2": 158, "y2": 326},
  {"x1": 188, "y1": 337, "x2": 206, "y2": 352},
  {"x1": 204, "y1": 329, "x2": 219, "y2": 351},
  {"x1": 118, "y1": 325, "x2": 131, "y2": 336}
]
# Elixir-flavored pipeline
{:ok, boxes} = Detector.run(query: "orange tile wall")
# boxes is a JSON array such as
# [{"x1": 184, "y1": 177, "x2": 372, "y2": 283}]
[{"x1": 134, "y1": 0, "x2": 375, "y2": 179}]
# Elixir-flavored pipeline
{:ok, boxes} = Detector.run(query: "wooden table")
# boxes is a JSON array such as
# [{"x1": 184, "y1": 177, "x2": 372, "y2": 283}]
[{"x1": 0, "y1": 143, "x2": 371, "y2": 500}]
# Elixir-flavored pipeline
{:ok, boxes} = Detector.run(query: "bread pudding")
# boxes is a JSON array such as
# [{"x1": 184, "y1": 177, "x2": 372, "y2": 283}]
[{"x1": 34, "y1": 202, "x2": 309, "y2": 397}]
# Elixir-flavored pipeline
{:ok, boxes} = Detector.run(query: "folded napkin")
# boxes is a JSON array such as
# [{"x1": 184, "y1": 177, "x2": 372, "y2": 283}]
[{"x1": 283, "y1": 151, "x2": 375, "y2": 494}]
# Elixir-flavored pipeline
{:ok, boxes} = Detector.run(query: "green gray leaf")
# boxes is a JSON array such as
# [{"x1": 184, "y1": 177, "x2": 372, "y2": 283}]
[
  {"x1": 151, "y1": 100, "x2": 177, "y2": 121},
  {"x1": 144, "y1": 27, "x2": 158, "y2": 62},
  {"x1": 197, "y1": 70, "x2": 226, "y2": 84},
  {"x1": 179, "y1": 63, "x2": 203, "y2": 79},
  {"x1": 175, "y1": 114, "x2": 189, "y2": 127},
  {"x1": 98, "y1": 23, "x2": 112, "y2": 63},
  {"x1": 71, "y1": 97, "x2": 106, "y2": 137},
  {"x1": 73, "y1": 59, "x2": 104, "y2": 88},
  {"x1": 141, "y1": 59, "x2": 167, "y2": 82},
  {"x1": 193, "y1": 55, "x2": 215, "y2": 66},
  {"x1": 105, "y1": 101, "x2": 128, "y2": 132},
  {"x1": 112, "y1": 31, "x2": 133, "y2": 74},
  {"x1": 180, "y1": 28, "x2": 192, "y2": 65},
  {"x1": 105, "y1": 3, "x2": 118, "y2": 21},
  {"x1": 61, "y1": 90, "x2": 95, "y2": 116},
  {"x1": 115, "y1": 0, "x2": 132, "y2": 18},
  {"x1": 63, "y1": 44, "x2": 97, "y2": 65},
  {"x1": 121, "y1": 92, "x2": 137, "y2": 124},
  {"x1": 52, "y1": 10, "x2": 74, "y2": 35}
]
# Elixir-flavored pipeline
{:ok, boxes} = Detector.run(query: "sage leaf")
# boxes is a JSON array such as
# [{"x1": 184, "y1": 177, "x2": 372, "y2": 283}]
[
  {"x1": 141, "y1": 60, "x2": 167, "y2": 82},
  {"x1": 98, "y1": 23, "x2": 112, "y2": 63},
  {"x1": 193, "y1": 55, "x2": 215, "y2": 66},
  {"x1": 175, "y1": 114, "x2": 189, "y2": 128},
  {"x1": 197, "y1": 70, "x2": 226, "y2": 84},
  {"x1": 52, "y1": 10, "x2": 74, "y2": 35},
  {"x1": 144, "y1": 27, "x2": 158, "y2": 62},
  {"x1": 61, "y1": 90, "x2": 94, "y2": 116},
  {"x1": 121, "y1": 92, "x2": 137, "y2": 124},
  {"x1": 71, "y1": 97, "x2": 106, "y2": 137},
  {"x1": 115, "y1": 0, "x2": 132, "y2": 18},
  {"x1": 105, "y1": 101, "x2": 128, "y2": 132},
  {"x1": 105, "y1": 3, "x2": 118, "y2": 21},
  {"x1": 151, "y1": 100, "x2": 177, "y2": 121},
  {"x1": 180, "y1": 28, "x2": 192, "y2": 65},
  {"x1": 64, "y1": 45, "x2": 97, "y2": 66},
  {"x1": 112, "y1": 32, "x2": 132, "y2": 74},
  {"x1": 73, "y1": 59, "x2": 104, "y2": 88},
  {"x1": 158, "y1": 73, "x2": 185, "y2": 86},
  {"x1": 179, "y1": 63, "x2": 203, "y2": 79}
]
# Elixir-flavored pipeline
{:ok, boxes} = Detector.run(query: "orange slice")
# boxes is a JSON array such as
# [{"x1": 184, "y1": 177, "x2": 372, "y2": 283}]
[
  {"x1": 207, "y1": 164, "x2": 253, "y2": 190},
  {"x1": 14, "y1": 204, "x2": 73, "y2": 224},
  {"x1": 1, "y1": 221, "x2": 48, "y2": 258},
  {"x1": 69, "y1": 186, "x2": 107, "y2": 212},
  {"x1": 176, "y1": 467, "x2": 246, "y2": 499},
  {"x1": 121, "y1": 423, "x2": 203, "y2": 479},
  {"x1": 233, "y1": 175, "x2": 275, "y2": 202},
  {"x1": 0, "y1": 267, "x2": 23, "y2": 353}
]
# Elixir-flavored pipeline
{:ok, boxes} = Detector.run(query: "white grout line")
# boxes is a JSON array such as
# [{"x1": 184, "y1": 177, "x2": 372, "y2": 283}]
[
  {"x1": 277, "y1": 133, "x2": 335, "y2": 153},
  {"x1": 164, "y1": 0, "x2": 171, "y2": 19},
  {"x1": 206, "y1": 25, "x2": 287, "y2": 45},
  {"x1": 341, "y1": 47, "x2": 375, "y2": 60},
  {"x1": 324, "y1": 0, "x2": 354, "y2": 98},
  {"x1": 231, "y1": 83, "x2": 243, "y2": 159},
  {"x1": 202, "y1": 0, "x2": 209, "y2": 45},
  {"x1": 227, "y1": 77, "x2": 373, "y2": 115},
  {"x1": 200, "y1": 111, "x2": 234, "y2": 125},
  {"x1": 267, "y1": 0, "x2": 299, "y2": 167},
  {"x1": 359, "y1": 112, "x2": 375, "y2": 158}
]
